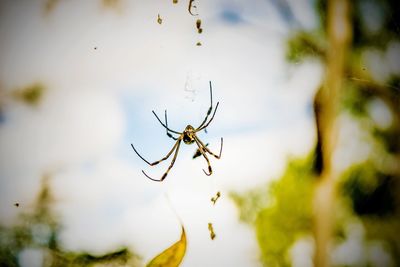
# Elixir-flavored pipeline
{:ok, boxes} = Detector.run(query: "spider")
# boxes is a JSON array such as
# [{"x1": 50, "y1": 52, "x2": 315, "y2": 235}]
[{"x1": 131, "y1": 81, "x2": 223, "y2": 182}]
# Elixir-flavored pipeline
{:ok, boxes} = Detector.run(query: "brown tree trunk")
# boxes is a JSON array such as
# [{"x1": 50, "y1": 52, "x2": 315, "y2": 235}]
[{"x1": 313, "y1": 0, "x2": 352, "y2": 266}]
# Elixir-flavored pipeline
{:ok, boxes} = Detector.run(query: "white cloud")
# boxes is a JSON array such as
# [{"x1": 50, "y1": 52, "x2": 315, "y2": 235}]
[{"x1": 0, "y1": 87, "x2": 124, "y2": 224}]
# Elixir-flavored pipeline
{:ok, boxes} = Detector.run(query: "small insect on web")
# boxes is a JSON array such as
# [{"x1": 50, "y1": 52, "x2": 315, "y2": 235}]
[
  {"x1": 208, "y1": 222, "x2": 216, "y2": 240},
  {"x1": 211, "y1": 191, "x2": 221, "y2": 205},
  {"x1": 131, "y1": 81, "x2": 223, "y2": 182}
]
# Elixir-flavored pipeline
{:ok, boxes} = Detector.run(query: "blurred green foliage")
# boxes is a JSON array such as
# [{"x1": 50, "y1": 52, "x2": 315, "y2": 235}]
[
  {"x1": 232, "y1": 155, "x2": 315, "y2": 267},
  {"x1": 341, "y1": 164, "x2": 396, "y2": 217},
  {"x1": 234, "y1": 0, "x2": 400, "y2": 266},
  {"x1": 286, "y1": 31, "x2": 326, "y2": 63},
  {"x1": 0, "y1": 177, "x2": 141, "y2": 267},
  {"x1": 44, "y1": 0, "x2": 122, "y2": 14},
  {"x1": 13, "y1": 83, "x2": 45, "y2": 106},
  {"x1": 101, "y1": 0, "x2": 121, "y2": 9},
  {"x1": 339, "y1": 163, "x2": 400, "y2": 263}
]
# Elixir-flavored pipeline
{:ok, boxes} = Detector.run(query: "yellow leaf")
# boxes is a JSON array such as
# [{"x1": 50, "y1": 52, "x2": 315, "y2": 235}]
[{"x1": 146, "y1": 226, "x2": 186, "y2": 267}]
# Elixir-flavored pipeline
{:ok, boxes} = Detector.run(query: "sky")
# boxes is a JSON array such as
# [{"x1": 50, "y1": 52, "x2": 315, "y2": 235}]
[{"x1": 0, "y1": 0, "x2": 323, "y2": 266}]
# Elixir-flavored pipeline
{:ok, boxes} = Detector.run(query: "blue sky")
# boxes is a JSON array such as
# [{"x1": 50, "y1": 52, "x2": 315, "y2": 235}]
[{"x1": 0, "y1": 1, "x2": 324, "y2": 266}]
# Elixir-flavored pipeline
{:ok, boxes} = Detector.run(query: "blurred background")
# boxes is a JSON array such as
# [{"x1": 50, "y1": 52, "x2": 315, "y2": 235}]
[{"x1": 0, "y1": 0, "x2": 399, "y2": 266}]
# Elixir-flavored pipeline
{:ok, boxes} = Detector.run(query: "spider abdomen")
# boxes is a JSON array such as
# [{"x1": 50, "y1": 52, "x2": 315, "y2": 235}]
[
  {"x1": 183, "y1": 136, "x2": 195, "y2": 144},
  {"x1": 183, "y1": 125, "x2": 196, "y2": 144}
]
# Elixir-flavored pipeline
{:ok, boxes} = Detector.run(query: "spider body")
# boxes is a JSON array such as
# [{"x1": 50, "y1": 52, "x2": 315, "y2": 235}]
[
  {"x1": 183, "y1": 125, "x2": 196, "y2": 144},
  {"x1": 131, "y1": 81, "x2": 223, "y2": 182}
]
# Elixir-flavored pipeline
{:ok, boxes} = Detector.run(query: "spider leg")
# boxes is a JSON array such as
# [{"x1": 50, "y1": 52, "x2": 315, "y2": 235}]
[
  {"x1": 197, "y1": 102, "x2": 219, "y2": 131},
  {"x1": 142, "y1": 139, "x2": 182, "y2": 182},
  {"x1": 131, "y1": 137, "x2": 181, "y2": 166},
  {"x1": 164, "y1": 110, "x2": 179, "y2": 140},
  {"x1": 194, "y1": 138, "x2": 213, "y2": 176},
  {"x1": 195, "y1": 136, "x2": 223, "y2": 159},
  {"x1": 197, "y1": 81, "x2": 214, "y2": 129},
  {"x1": 152, "y1": 110, "x2": 182, "y2": 135}
]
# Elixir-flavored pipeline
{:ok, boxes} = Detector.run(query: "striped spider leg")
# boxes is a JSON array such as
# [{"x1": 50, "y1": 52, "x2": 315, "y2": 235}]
[
  {"x1": 131, "y1": 81, "x2": 223, "y2": 181},
  {"x1": 130, "y1": 137, "x2": 182, "y2": 182}
]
